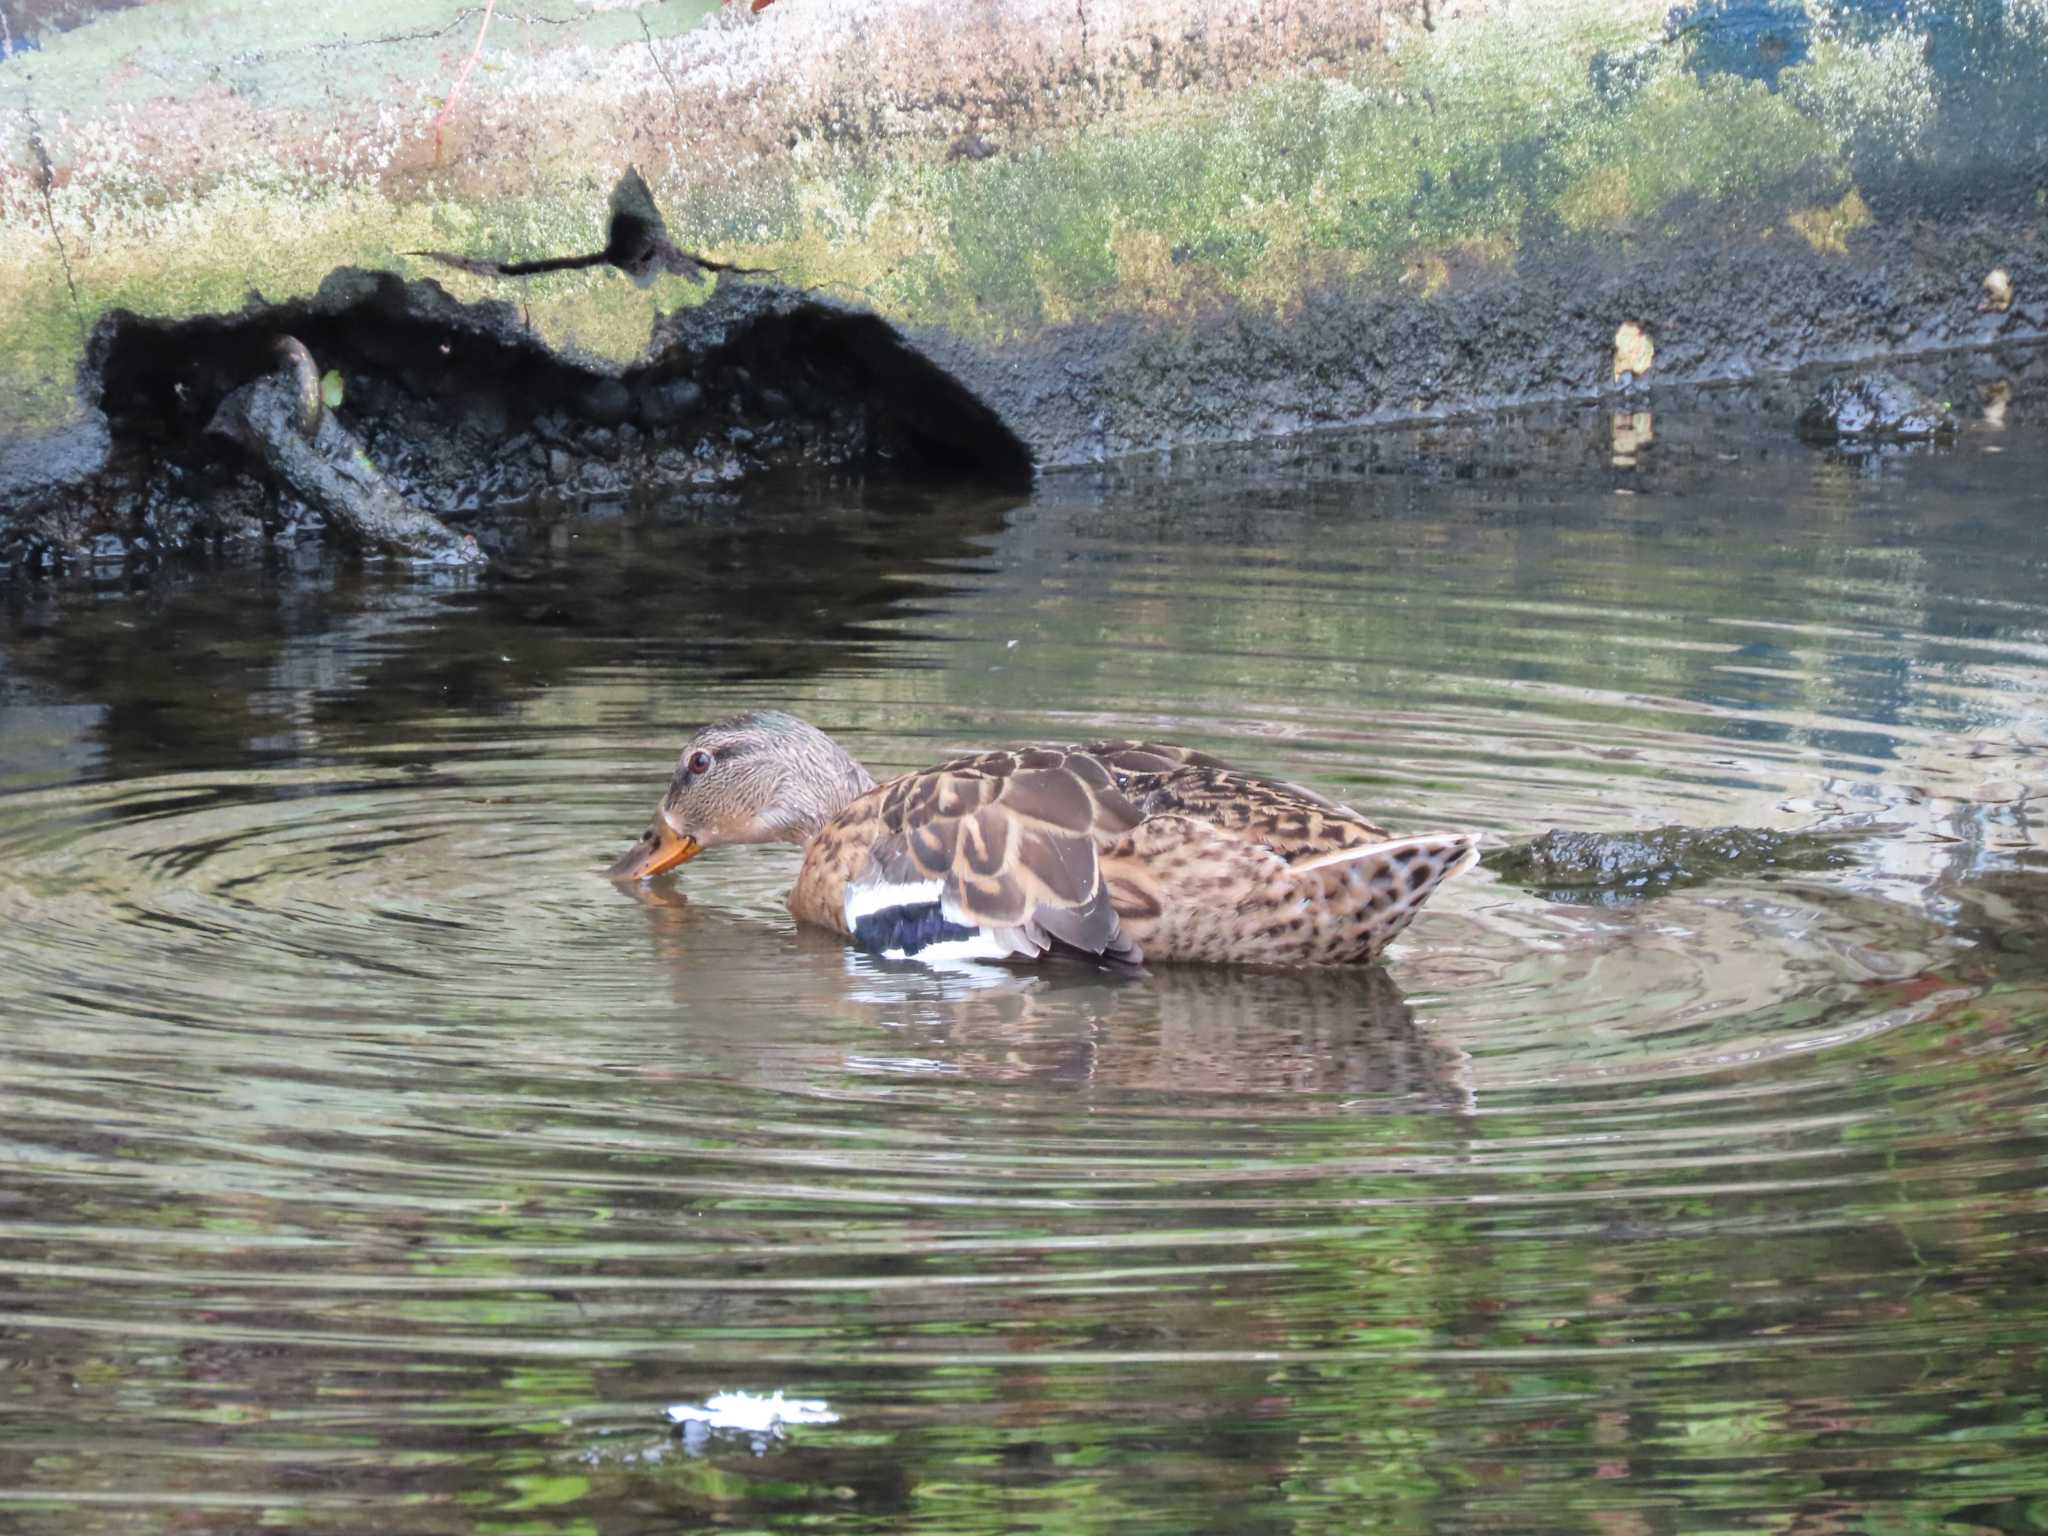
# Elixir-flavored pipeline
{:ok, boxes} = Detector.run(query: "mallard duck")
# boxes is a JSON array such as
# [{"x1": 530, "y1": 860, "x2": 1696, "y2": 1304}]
[{"x1": 608, "y1": 711, "x2": 1479, "y2": 967}]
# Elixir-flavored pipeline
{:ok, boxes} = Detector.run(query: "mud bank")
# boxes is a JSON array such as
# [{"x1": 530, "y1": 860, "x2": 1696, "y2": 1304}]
[
  {"x1": 919, "y1": 202, "x2": 2044, "y2": 470},
  {"x1": 5, "y1": 298, "x2": 2045, "y2": 573}
]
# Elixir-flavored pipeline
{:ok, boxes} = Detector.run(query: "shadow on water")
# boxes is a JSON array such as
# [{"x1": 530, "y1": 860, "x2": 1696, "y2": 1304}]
[{"x1": 0, "y1": 478, "x2": 1015, "y2": 779}]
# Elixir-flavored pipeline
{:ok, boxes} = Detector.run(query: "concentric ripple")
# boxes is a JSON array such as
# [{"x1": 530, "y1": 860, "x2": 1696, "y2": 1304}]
[{"x1": 3, "y1": 411, "x2": 2047, "y2": 1534}]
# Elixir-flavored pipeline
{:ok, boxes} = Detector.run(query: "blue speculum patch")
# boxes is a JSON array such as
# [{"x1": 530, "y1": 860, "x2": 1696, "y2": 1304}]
[{"x1": 851, "y1": 901, "x2": 982, "y2": 956}]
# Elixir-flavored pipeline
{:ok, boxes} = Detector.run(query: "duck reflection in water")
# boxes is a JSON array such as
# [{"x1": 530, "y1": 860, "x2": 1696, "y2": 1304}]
[{"x1": 617, "y1": 880, "x2": 1475, "y2": 1111}]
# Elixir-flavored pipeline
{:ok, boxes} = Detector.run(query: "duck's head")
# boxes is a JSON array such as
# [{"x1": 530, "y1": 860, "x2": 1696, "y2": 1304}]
[{"x1": 608, "y1": 710, "x2": 876, "y2": 881}]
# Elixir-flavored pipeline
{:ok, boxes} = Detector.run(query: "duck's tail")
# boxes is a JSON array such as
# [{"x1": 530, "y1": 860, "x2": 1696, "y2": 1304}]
[{"x1": 1292, "y1": 831, "x2": 1481, "y2": 963}]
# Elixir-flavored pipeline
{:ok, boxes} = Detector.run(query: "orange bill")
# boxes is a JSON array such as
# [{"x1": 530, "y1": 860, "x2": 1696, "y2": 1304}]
[{"x1": 608, "y1": 819, "x2": 702, "y2": 881}]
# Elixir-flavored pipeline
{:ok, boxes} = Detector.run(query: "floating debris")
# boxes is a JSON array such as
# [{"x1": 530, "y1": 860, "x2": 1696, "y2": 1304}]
[{"x1": 664, "y1": 1390, "x2": 840, "y2": 1455}]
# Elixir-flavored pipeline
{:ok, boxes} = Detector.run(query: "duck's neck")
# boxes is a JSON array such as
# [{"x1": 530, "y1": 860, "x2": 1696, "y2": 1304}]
[{"x1": 776, "y1": 727, "x2": 877, "y2": 845}]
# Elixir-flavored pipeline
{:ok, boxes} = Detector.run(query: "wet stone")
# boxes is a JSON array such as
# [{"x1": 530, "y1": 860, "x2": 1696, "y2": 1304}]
[
  {"x1": 1490, "y1": 825, "x2": 1860, "y2": 904},
  {"x1": 1797, "y1": 371, "x2": 1958, "y2": 445},
  {"x1": 578, "y1": 378, "x2": 632, "y2": 427},
  {"x1": 637, "y1": 378, "x2": 703, "y2": 425}
]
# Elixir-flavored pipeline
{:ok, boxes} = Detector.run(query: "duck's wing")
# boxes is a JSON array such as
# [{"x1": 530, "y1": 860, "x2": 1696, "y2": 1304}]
[
  {"x1": 840, "y1": 747, "x2": 1147, "y2": 965},
  {"x1": 1075, "y1": 743, "x2": 1391, "y2": 862},
  {"x1": 1077, "y1": 748, "x2": 1477, "y2": 965}
]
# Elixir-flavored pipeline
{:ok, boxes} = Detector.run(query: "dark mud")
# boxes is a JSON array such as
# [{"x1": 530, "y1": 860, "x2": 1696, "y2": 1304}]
[{"x1": 1050, "y1": 338, "x2": 2048, "y2": 502}]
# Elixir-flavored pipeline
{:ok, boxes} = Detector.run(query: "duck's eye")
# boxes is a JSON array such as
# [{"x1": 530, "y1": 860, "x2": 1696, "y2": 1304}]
[{"x1": 687, "y1": 749, "x2": 714, "y2": 777}]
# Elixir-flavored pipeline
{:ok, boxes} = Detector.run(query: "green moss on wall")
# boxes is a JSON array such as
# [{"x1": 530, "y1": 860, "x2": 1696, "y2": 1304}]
[
  {"x1": 687, "y1": 5, "x2": 1875, "y2": 338},
  {"x1": 1558, "y1": 74, "x2": 1844, "y2": 233}
]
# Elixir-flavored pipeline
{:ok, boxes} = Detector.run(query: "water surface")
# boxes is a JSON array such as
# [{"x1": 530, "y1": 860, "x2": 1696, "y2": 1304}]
[{"x1": 3, "y1": 400, "x2": 2047, "y2": 1534}]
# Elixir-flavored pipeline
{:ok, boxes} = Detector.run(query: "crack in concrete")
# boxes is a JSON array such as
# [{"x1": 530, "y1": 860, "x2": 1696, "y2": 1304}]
[
  {"x1": 24, "y1": 112, "x2": 87, "y2": 354},
  {"x1": 639, "y1": 10, "x2": 683, "y2": 121},
  {"x1": 306, "y1": 12, "x2": 478, "y2": 52},
  {"x1": 279, "y1": 6, "x2": 573, "y2": 59}
]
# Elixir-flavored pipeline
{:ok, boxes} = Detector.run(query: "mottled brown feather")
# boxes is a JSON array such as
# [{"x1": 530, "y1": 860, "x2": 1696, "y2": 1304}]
[{"x1": 780, "y1": 736, "x2": 1476, "y2": 966}]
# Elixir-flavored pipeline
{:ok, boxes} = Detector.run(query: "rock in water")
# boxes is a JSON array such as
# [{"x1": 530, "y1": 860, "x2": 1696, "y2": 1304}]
[
  {"x1": 1489, "y1": 825, "x2": 1858, "y2": 903},
  {"x1": 1796, "y1": 371, "x2": 1957, "y2": 445}
]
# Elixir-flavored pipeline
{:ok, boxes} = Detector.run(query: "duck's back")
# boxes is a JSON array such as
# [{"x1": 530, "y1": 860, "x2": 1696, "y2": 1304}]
[{"x1": 789, "y1": 741, "x2": 1477, "y2": 966}]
